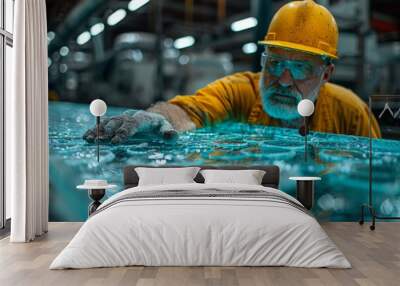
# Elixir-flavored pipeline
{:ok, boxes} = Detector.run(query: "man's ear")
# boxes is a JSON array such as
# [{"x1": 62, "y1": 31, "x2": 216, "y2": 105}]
[{"x1": 322, "y1": 64, "x2": 335, "y2": 82}]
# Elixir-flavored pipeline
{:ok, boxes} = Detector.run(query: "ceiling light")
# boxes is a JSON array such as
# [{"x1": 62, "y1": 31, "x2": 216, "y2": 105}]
[
  {"x1": 47, "y1": 31, "x2": 55, "y2": 43},
  {"x1": 118, "y1": 33, "x2": 140, "y2": 44},
  {"x1": 90, "y1": 23, "x2": 105, "y2": 36},
  {"x1": 59, "y1": 64, "x2": 68, "y2": 73},
  {"x1": 73, "y1": 52, "x2": 89, "y2": 63},
  {"x1": 242, "y1": 42, "x2": 257, "y2": 54},
  {"x1": 178, "y1": 55, "x2": 190, "y2": 65},
  {"x1": 76, "y1": 31, "x2": 91, "y2": 45},
  {"x1": 164, "y1": 38, "x2": 174, "y2": 48},
  {"x1": 231, "y1": 17, "x2": 258, "y2": 32},
  {"x1": 164, "y1": 48, "x2": 179, "y2": 59},
  {"x1": 128, "y1": 0, "x2": 150, "y2": 11},
  {"x1": 59, "y1": 46, "x2": 70, "y2": 57},
  {"x1": 173, "y1": 36, "x2": 195, "y2": 49},
  {"x1": 107, "y1": 9, "x2": 127, "y2": 26}
]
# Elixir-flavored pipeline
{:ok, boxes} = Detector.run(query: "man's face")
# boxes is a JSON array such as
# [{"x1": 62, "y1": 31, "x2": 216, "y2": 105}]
[{"x1": 260, "y1": 47, "x2": 331, "y2": 121}]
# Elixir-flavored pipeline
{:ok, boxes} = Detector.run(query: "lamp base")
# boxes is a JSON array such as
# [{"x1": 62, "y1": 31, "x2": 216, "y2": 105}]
[
  {"x1": 88, "y1": 189, "x2": 105, "y2": 215},
  {"x1": 296, "y1": 181, "x2": 314, "y2": 210}
]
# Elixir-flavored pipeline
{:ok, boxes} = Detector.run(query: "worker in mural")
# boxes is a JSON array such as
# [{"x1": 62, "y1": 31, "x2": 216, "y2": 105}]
[{"x1": 84, "y1": 0, "x2": 381, "y2": 144}]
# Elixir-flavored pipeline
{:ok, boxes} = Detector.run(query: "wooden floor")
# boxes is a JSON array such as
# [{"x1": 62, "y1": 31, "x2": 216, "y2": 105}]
[{"x1": 0, "y1": 222, "x2": 399, "y2": 286}]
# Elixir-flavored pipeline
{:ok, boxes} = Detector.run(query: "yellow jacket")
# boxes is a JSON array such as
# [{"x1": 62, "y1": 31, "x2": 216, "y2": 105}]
[{"x1": 169, "y1": 72, "x2": 381, "y2": 138}]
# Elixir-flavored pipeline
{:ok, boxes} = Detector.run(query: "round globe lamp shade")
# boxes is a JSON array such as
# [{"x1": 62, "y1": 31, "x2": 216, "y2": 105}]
[
  {"x1": 297, "y1": 99, "x2": 315, "y2": 117},
  {"x1": 90, "y1": 99, "x2": 107, "y2": 117}
]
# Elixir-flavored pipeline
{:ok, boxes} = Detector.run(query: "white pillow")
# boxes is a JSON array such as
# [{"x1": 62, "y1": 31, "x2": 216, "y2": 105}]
[
  {"x1": 200, "y1": 169, "x2": 266, "y2": 185},
  {"x1": 135, "y1": 167, "x2": 200, "y2": 186}
]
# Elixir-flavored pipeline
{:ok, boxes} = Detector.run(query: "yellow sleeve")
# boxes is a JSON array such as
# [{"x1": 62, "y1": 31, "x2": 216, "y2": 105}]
[
  {"x1": 168, "y1": 72, "x2": 260, "y2": 127},
  {"x1": 319, "y1": 83, "x2": 381, "y2": 138},
  {"x1": 338, "y1": 91, "x2": 381, "y2": 138},
  {"x1": 352, "y1": 102, "x2": 381, "y2": 138}
]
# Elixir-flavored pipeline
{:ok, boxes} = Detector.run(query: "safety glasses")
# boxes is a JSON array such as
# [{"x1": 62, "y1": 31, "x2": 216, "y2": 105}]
[{"x1": 261, "y1": 52, "x2": 325, "y2": 81}]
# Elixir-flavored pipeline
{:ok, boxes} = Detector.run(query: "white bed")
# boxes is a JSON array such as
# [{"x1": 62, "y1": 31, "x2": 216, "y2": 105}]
[{"x1": 50, "y1": 182, "x2": 351, "y2": 269}]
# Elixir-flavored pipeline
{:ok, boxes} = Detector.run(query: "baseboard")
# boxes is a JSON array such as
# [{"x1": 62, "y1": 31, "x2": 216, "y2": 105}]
[{"x1": 0, "y1": 218, "x2": 11, "y2": 239}]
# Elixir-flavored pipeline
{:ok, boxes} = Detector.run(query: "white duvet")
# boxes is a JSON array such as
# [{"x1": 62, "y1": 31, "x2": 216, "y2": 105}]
[{"x1": 50, "y1": 183, "x2": 351, "y2": 269}]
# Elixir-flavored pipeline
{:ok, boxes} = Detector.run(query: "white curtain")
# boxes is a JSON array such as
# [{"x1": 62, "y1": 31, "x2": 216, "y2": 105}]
[{"x1": 7, "y1": 0, "x2": 49, "y2": 242}]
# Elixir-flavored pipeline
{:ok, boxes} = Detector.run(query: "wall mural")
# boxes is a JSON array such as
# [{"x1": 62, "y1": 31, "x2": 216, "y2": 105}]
[
  {"x1": 49, "y1": 101, "x2": 400, "y2": 221},
  {"x1": 47, "y1": 1, "x2": 400, "y2": 222}
]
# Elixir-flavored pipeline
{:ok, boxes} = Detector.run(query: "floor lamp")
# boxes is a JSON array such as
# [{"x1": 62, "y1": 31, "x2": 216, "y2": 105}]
[
  {"x1": 359, "y1": 94, "x2": 400, "y2": 230},
  {"x1": 297, "y1": 99, "x2": 315, "y2": 162},
  {"x1": 89, "y1": 99, "x2": 107, "y2": 162}
]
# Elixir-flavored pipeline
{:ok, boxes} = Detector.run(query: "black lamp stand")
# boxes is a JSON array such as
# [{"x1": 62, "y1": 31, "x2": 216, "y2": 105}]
[
  {"x1": 304, "y1": 116, "x2": 308, "y2": 162},
  {"x1": 96, "y1": 116, "x2": 100, "y2": 162},
  {"x1": 359, "y1": 95, "x2": 400, "y2": 230},
  {"x1": 299, "y1": 116, "x2": 310, "y2": 162},
  {"x1": 88, "y1": 189, "x2": 105, "y2": 215}
]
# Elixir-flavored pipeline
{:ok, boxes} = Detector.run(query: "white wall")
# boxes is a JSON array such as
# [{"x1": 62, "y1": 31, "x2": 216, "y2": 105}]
[{"x1": 5, "y1": 44, "x2": 12, "y2": 219}]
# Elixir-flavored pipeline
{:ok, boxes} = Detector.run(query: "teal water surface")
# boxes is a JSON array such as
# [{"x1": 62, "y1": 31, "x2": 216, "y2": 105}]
[{"x1": 49, "y1": 102, "x2": 400, "y2": 221}]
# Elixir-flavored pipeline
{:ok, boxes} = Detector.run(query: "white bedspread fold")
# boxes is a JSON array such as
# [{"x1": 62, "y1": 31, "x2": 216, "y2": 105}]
[{"x1": 50, "y1": 183, "x2": 350, "y2": 269}]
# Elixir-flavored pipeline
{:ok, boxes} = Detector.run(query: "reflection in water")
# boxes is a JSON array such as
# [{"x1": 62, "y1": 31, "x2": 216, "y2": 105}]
[{"x1": 49, "y1": 102, "x2": 400, "y2": 221}]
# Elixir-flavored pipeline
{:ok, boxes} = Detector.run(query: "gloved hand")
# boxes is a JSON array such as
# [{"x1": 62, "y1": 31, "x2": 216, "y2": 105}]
[{"x1": 83, "y1": 109, "x2": 178, "y2": 144}]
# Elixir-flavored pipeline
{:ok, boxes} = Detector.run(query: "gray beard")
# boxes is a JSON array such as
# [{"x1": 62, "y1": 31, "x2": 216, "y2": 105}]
[
  {"x1": 259, "y1": 80, "x2": 302, "y2": 121},
  {"x1": 259, "y1": 74, "x2": 322, "y2": 125}
]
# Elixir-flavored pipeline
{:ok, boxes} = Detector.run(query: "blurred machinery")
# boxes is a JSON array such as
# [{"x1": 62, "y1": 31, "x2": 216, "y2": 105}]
[
  {"x1": 46, "y1": 0, "x2": 400, "y2": 107},
  {"x1": 327, "y1": 0, "x2": 400, "y2": 98}
]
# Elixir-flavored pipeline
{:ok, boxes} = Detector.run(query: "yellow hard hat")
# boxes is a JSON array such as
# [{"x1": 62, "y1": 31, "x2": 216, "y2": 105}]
[{"x1": 258, "y1": 0, "x2": 339, "y2": 59}]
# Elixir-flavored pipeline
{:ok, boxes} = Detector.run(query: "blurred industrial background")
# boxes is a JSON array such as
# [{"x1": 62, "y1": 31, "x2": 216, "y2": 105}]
[{"x1": 46, "y1": 0, "x2": 400, "y2": 109}]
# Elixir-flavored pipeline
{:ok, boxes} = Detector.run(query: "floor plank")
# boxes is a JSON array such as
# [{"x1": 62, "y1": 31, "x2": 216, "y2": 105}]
[{"x1": 0, "y1": 222, "x2": 399, "y2": 286}]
